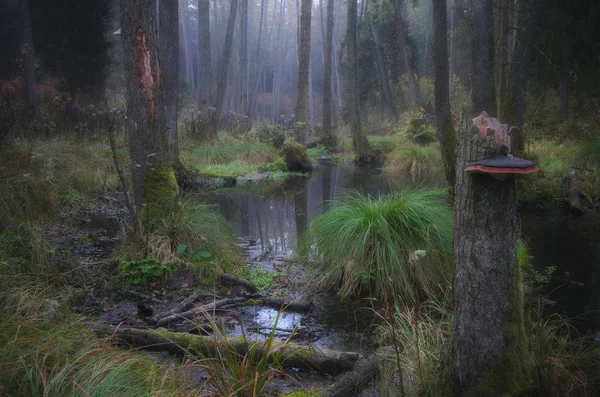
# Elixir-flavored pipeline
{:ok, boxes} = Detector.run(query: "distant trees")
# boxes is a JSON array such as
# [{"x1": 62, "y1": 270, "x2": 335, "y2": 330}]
[
  {"x1": 470, "y1": 0, "x2": 495, "y2": 115},
  {"x1": 198, "y1": 0, "x2": 213, "y2": 108},
  {"x1": 321, "y1": 0, "x2": 335, "y2": 147},
  {"x1": 296, "y1": 0, "x2": 312, "y2": 144},
  {"x1": 213, "y1": 0, "x2": 238, "y2": 132},
  {"x1": 18, "y1": 0, "x2": 36, "y2": 115}
]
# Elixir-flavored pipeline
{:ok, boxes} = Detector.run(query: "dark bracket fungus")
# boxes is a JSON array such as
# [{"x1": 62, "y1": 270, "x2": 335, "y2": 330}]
[{"x1": 465, "y1": 153, "x2": 539, "y2": 180}]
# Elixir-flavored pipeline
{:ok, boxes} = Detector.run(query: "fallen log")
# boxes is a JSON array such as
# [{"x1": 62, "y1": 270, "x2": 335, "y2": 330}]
[
  {"x1": 148, "y1": 290, "x2": 202, "y2": 324},
  {"x1": 95, "y1": 324, "x2": 360, "y2": 375},
  {"x1": 156, "y1": 296, "x2": 253, "y2": 327},
  {"x1": 219, "y1": 273, "x2": 259, "y2": 293},
  {"x1": 326, "y1": 347, "x2": 393, "y2": 397},
  {"x1": 260, "y1": 297, "x2": 310, "y2": 313}
]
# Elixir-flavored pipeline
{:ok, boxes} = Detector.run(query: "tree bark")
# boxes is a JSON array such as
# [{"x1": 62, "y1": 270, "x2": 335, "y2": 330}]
[
  {"x1": 433, "y1": 0, "x2": 457, "y2": 192},
  {"x1": 238, "y1": 0, "x2": 248, "y2": 113},
  {"x1": 296, "y1": 0, "x2": 312, "y2": 144},
  {"x1": 322, "y1": 0, "x2": 335, "y2": 145},
  {"x1": 178, "y1": 0, "x2": 192, "y2": 87},
  {"x1": 471, "y1": 0, "x2": 495, "y2": 115},
  {"x1": 95, "y1": 325, "x2": 361, "y2": 375},
  {"x1": 504, "y1": 0, "x2": 542, "y2": 152},
  {"x1": 19, "y1": 0, "x2": 37, "y2": 115},
  {"x1": 120, "y1": 0, "x2": 177, "y2": 207},
  {"x1": 213, "y1": 0, "x2": 238, "y2": 132},
  {"x1": 452, "y1": 115, "x2": 530, "y2": 395},
  {"x1": 347, "y1": 0, "x2": 374, "y2": 161},
  {"x1": 497, "y1": 0, "x2": 510, "y2": 120},
  {"x1": 160, "y1": 0, "x2": 179, "y2": 161},
  {"x1": 391, "y1": 0, "x2": 421, "y2": 108},
  {"x1": 247, "y1": 0, "x2": 266, "y2": 117},
  {"x1": 198, "y1": 0, "x2": 213, "y2": 107}
]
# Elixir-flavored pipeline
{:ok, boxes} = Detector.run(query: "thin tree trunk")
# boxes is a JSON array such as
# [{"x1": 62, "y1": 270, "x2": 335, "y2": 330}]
[
  {"x1": 471, "y1": 0, "x2": 495, "y2": 115},
  {"x1": 391, "y1": 0, "x2": 421, "y2": 108},
  {"x1": 322, "y1": 0, "x2": 335, "y2": 145},
  {"x1": 372, "y1": 22, "x2": 396, "y2": 122},
  {"x1": 347, "y1": 0, "x2": 373, "y2": 161},
  {"x1": 433, "y1": 0, "x2": 456, "y2": 191},
  {"x1": 452, "y1": 115, "x2": 530, "y2": 395},
  {"x1": 296, "y1": 0, "x2": 312, "y2": 144},
  {"x1": 19, "y1": 0, "x2": 36, "y2": 115},
  {"x1": 160, "y1": 0, "x2": 179, "y2": 161},
  {"x1": 239, "y1": 0, "x2": 248, "y2": 113},
  {"x1": 198, "y1": 0, "x2": 213, "y2": 107},
  {"x1": 213, "y1": 0, "x2": 238, "y2": 132},
  {"x1": 120, "y1": 0, "x2": 177, "y2": 207},
  {"x1": 247, "y1": 0, "x2": 266, "y2": 117},
  {"x1": 179, "y1": 0, "x2": 192, "y2": 87}
]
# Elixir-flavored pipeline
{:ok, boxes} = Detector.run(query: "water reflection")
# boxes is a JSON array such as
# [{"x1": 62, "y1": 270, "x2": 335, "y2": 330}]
[{"x1": 202, "y1": 161, "x2": 444, "y2": 254}]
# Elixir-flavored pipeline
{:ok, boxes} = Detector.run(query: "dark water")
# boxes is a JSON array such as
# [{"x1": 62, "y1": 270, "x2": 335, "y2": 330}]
[{"x1": 201, "y1": 160, "x2": 600, "y2": 335}]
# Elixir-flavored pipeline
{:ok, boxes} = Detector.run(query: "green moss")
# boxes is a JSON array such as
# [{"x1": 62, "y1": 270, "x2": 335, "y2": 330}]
[
  {"x1": 283, "y1": 391, "x2": 322, "y2": 397},
  {"x1": 143, "y1": 166, "x2": 179, "y2": 210},
  {"x1": 236, "y1": 298, "x2": 262, "y2": 306},
  {"x1": 281, "y1": 139, "x2": 312, "y2": 173}
]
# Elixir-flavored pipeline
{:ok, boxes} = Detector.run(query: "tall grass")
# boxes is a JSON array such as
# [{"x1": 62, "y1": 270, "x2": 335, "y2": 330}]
[
  {"x1": 184, "y1": 132, "x2": 278, "y2": 167},
  {"x1": 386, "y1": 144, "x2": 441, "y2": 176},
  {"x1": 298, "y1": 190, "x2": 453, "y2": 304}
]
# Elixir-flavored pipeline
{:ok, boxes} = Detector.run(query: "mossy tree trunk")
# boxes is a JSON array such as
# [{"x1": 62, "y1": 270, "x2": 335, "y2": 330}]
[
  {"x1": 432, "y1": 0, "x2": 457, "y2": 192},
  {"x1": 296, "y1": 0, "x2": 312, "y2": 145},
  {"x1": 120, "y1": 0, "x2": 178, "y2": 210},
  {"x1": 346, "y1": 0, "x2": 373, "y2": 162},
  {"x1": 452, "y1": 117, "x2": 531, "y2": 395}
]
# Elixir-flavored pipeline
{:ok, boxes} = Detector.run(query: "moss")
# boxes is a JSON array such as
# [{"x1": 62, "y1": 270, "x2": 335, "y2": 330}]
[
  {"x1": 281, "y1": 139, "x2": 312, "y2": 173},
  {"x1": 283, "y1": 391, "x2": 322, "y2": 397},
  {"x1": 143, "y1": 166, "x2": 179, "y2": 210},
  {"x1": 236, "y1": 298, "x2": 261, "y2": 306}
]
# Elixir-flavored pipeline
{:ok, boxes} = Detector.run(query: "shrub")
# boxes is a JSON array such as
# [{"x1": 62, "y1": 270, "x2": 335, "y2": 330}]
[
  {"x1": 298, "y1": 190, "x2": 453, "y2": 304},
  {"x1": 406, "y1": 119, "x2": 436, "y2": 146},
  {"x1": 281, "y1": 139, "x2": 312, "y2": 173},
  {"x1": 256, "y1": 124, "x2": 286, "y2": 149}
]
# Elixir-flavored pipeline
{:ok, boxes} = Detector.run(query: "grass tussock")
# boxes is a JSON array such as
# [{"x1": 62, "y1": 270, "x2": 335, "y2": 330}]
[
  {"x1": 298, "y1": 190, "x2": 453, "y2": 304},
  {"x1": 386, "y1": 143, "x2": 441, "y2": 175}
]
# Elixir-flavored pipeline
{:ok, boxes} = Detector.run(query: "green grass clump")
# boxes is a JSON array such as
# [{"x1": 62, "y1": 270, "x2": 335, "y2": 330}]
[
  {"x1": 200, "y1": 161, "x2": 262, "y2": 177},
  {"x1": 306, "y1": 147, "x2": 329, "y2": 157},
  {"x1": 0, "y1": 322, "x2": 193, "y2": 396},
  {"x1": 387, "y1": 144, "x2": 441, "y2": 175},
  {"x1": 298, "y1": 190, "x2": 453, "y2": 304},
  {"x1": 185, "y1": 132, "x2": 278, "y2": 167},
  {"x1": 369, "y1": 134, "x2": 405, "y2": 154}
]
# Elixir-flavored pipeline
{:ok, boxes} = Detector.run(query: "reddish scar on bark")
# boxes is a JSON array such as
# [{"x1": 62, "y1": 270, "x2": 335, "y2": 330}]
[{"x1": 133, "y1": 27, "x2": 156, "y2": 123}]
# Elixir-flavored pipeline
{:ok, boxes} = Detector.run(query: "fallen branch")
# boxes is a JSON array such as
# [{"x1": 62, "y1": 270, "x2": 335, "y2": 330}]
[
  {"x1": 155, "y1": 296, "x2": 254, "y2": 327},
  {"x1": 95, "y1": 324, "x2": 360, "y2": 375},
  {"x1": 219, "y1": 273, "x2": 259, "y2": 293},
  {"x1": 127, "y1": 290, "x2": 165, "y2": 305},
  {"x1": 148, "y1": 290, "x2": 201, "y2": 324},
  {"x1": 260, "y1": 297, "x2": 310, "y2": 313}
]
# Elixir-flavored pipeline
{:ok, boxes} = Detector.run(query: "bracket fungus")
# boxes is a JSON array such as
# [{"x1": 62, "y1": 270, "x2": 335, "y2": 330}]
[{"x1": 465, "y1": 153, "x2": 539, "y2": 180}]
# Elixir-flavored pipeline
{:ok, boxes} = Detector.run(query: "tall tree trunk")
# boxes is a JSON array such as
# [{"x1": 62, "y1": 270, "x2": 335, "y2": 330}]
[
  {"x1": 19, "y1": 0, "x2": 36, "y2": 115},
  {"x1": 198, "y1": 0, "x2": 213, "y2": 107},
  {"x1": 372, "y1": 22, "x2": 396, "y2": 122},
  {"x1": 238, "y1": 0, "x2": 248, "y2": 113},
  {"x1": 497, "y1": 0, "x2": 510, "y2": 120},
  {"x1": 347, "y1": 0, "x2": 373, "y2": 161},
  {"x1": 179, "y1": 0, "x2": 192, "y2": 87},
  {"x1": 213, "y1": 0, "x2": 238, "y2": 132},
  {"x1": 321, "y1": 0, "x2": 335, "y2": 146},
  {"x1": 559, "y1": 50, "x2": 568, "y2": 122},
  {"x1": 391, "y1": 0, "x2": 421, "y2": 108},
  {"x1": 471, "y1": 0, "x2": 495, "y2": 115},
  {"x1": 247, "y1": 0, "x2": 266, "y2": 117},
  {"x1": 433, "y1": 0, "x2": 456, "y2": 191},
  {"x1": 160, "y1": 0, "x2": 179, "y2": 161},
  {"x1": 296, "y1": 0, "x2": 312, "y2": 144},
  {"x1": 452, "y1": 116, "x2": 530, "y2": 395},
  {"x1": 120, "y1": 0, "x2": 177, "y2": 208},
  {"x1": 504, "y1": 0, "x2": 541, "y2": 152}
]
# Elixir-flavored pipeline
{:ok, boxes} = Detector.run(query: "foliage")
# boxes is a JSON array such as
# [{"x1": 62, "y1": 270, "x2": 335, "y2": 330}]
[
  {"x1": 260, "y1": 159, "x2": 288, "y2": 173},
  {"x1": 517, "y1": 239, "x2": 556, "y2": 288},
  {"x1": 298, "y1": 190, "x2": 453, "y2": 304},
  {"x1": 386, "y1": 143, "x2": 441, "y2": 175},
  {"x1": 281, "y1": 139, "x2": 312, "y2": 173},
  {"x1": 405, "y1": 119, "x2": 436, "y2": 146},
  {"x1": 233, "y1": 265, "x2": 281, "y2": 294},
  {"x1": 118, "y1": 257, "x2": 180, "y2": 285},
  {"x1": 306, "y1": 147, "x2": 329, "y2": 157},
  {"x1": 369, "y1": 134, "x2": 405, "y2": 154},
  {"x1": 256, "y1": 124, "x2": 286, "y2": 149},
  {"x1": 184, "y1": 132, "x2": 278, "y2": 167},
  {"x1": 0, "y1": 322, "x2": 193, "y2": 396}
]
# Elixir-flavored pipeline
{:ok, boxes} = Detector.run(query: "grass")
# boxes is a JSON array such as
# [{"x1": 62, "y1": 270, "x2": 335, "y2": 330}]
[
  {"x1": 297, "y1": 190, "x2": 453, "y2": 304},
  {"x1": 369, "y1": 134, "x2": 406, "y2": 154},
  {"x1": 306, "y1": 147, "x2": 329, "y2": 157},
  {"x1": 386, "y1": 143, "x2": 441, "y2": 175}
]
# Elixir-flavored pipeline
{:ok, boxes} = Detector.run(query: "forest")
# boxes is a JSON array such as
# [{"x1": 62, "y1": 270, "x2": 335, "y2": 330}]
[{"x1": 1, "y1": 0, "x2": 600, "y2": 395}]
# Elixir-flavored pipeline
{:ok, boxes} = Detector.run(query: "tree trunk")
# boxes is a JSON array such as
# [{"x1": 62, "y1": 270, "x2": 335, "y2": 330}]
[
  {"x1": 238, "y1": 0, "x2": 248, "y2": 113},
  {"x1": 198, "y1": 0, "x2": 213, "y2": 107},
  {"x1": 391, "y1": 0, "x2": 421, "y2": 108},
  {"x1": 178, "y1": 0, "x2": 192, "y2": 87},
  {"x1": 504, "y1": 0, "x2": 541, "y2": 152},
  {"x1": 296, "y1": 0, "x2": 312, "y2": 144},
  {"x1": 213, "y1": 0, "x2": 238, "y2": 132},
  {"x1": 433, "y1": 0, "x2": 456, "y2": 192},
  {"x1": 497, "y1": 0, "x2": 510, "y2": 119},
  {"x1": 160, "y1": 0, "x2": 179, "y2": 161},
  {"x1": 19, "y1": 0, "x2": 37, "y2": 115},
  {"x1": 372, "y1": 22, "x2": 396, "y2": 122},
  {"x1": 452, "y1": 116, "x2": 531, "y2": 395},
  {"x1": 471, "y1": 0, "x2": 495, "y2": 115},
  {"x1": 559, "y1": 51, "x2": 569, "y2": 122},
  {"x1": 247, "y1": 0, "x2": 266, "y2": 117},
  {"x1": 120, "y1": 0, "x2": 178, "y2": 208},
  {"x1": 321, "y1": 0, "x2": 335, "y2": 146},
  {"x1": 347, "y1": 0, "x2": 374, "y2": 162},
  {"x1": 95, "y1": 325, "x2": 361, "y2": 376}
]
